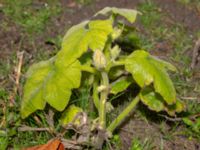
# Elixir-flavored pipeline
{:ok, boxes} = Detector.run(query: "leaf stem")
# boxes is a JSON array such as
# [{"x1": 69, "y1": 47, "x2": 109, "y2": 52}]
[
  {"x1": 113, "y1": 60, "x2": 125, "y2": 66},
  {"x1": 99, "y1": 71, "x2": 109, "y2": 129},
  {"x1": 93, "y1": 78, "x2": 99, "y2": 110},
  {"x1": 80, "y1": 65, "x2": 96, "y2": 73},
  {"x1": 107, "y1": 95, "x2": 140, "y2": 133}
]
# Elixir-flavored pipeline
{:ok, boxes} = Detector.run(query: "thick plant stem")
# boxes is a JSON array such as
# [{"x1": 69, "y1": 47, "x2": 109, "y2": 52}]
[
  {"x1": 99, "y1": 71, "x2": 109, "y2": 129},
  {"x1": 107, "y1": 96, "x2": 140, "y2": 133}
]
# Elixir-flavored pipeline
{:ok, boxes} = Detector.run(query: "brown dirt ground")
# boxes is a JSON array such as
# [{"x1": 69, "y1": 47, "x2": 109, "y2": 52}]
[
  {"x1": 119, "y1": 113, "x2": 200, "y2": 150},
  {"x1": 0, "y1": 0, "x2": 200, "y2": 149}
]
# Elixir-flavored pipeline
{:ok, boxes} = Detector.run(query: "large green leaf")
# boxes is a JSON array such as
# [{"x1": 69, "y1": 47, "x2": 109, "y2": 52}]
[
  {"x1": 125, "y1": 50, "x2": 176, "y2": 105},
  {"x1": 44, "y1": 60, "x2": 81, "y2": 111},
  {"x1": 21, "y1": 59, "x2": 81, "y2": 118},
  {"x1": 21, "y1": 58, "x2": 54, "y2": 118},
  {"x1": 95, "y1": 7, "x2": 138, "y2": 23},
  {"x1": 56, "y1": 19, "x2": 113, "y2": 67},
  {"x1": 110, "y1": 76, "x2": 132, "y2": 94}
]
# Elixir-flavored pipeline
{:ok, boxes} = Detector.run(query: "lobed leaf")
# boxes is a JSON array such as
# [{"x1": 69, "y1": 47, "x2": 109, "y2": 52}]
[
  {"x1": 21, "y1": 58, "x2": 54, "y2": 118},
  {"x1": 44, "y1": 60, "x2": 81, "y2": 111},
  {"x1": 110, "y1": 76, "x2": 132, "y2": 94},
  {"x1": 56, "y1": 20, "x2": 113, "y2": 68},
  {"x1": 95, "y1": 7, "x2": 138, "y2": 23},
  {"x1": 21, "y1": 59, "x2": 81, "y2": 118},
  {"x1": 125, "y1": 50, "x2": 176, "y2": 105}
]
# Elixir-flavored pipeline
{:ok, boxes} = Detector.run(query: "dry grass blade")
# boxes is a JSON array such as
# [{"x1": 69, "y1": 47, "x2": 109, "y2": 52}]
[
  {"x1": 9, "y1": 51, "x2": 24, "y2": 106},
  {"x1": 18, "y1": 125, "x2": 51, "y2": 132},
  {"x1": 191, "y1": 39, "x2": 200, "y2": 69}
]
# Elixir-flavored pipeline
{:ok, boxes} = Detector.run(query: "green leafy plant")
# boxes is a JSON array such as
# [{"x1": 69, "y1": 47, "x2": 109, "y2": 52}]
[
  {"x1": 183, "y1": 117, "x2": 200, "y2": 137},
  {"x1": 130, "y1": 138, "x2": 154, "y2": 150},
  {"x1": 20, "y1": 7, "x2": 185, "y2": 149}
]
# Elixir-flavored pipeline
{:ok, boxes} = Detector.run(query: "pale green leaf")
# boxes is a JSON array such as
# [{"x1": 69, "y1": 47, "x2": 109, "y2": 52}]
[
  {"x1": 60, "y1": 105, "x2": 83, "y2": 126},
  {"x1": 44, "y1": 60, "x2": 81, "y2": 111},
  {"x1": 95, "y1": 7, "x2": 138, "y2": 23},
  {"x1": 88, "y1": 20, "x2": 113, "y2": 50},
  {"x1": 21, "y1": 58, "x2": 54, "y2": 118},
  {"x1": 151, "y1": 56, "x2": 177, "y2": 72},
  {"x1": 140, "y1": 87, "x2": 165, "y2": 112},
  {"x1": 56, "y1": 21, "x2": 88, "y2": 67},
  {"x1": 56, "y1": 20, "x2": 113, "y2": 67},
  {"x1": 110, "y1": 76, "x2": 132, "y2": 94},
  {"x1": 125, "y1": 50, "x2": 176, "y2": 105},
  {"x1": 21, "y1": 59, "x2": 81, "y2": 118}
]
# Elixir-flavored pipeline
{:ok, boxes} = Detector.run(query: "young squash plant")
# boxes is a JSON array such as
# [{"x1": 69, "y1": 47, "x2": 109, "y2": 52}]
[{"x1": 21, "y1": 7, "x2": 185, "y2": 149}]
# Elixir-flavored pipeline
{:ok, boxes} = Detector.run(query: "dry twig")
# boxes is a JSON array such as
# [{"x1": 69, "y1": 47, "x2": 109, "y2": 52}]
[
  {"x1": 191, "y1": 39, "x2": 200, "y2": 69},
  {"x1": 158, "y1": 114, "x2": 182, "y2": 122},
  {"x1": 18, "y1": 125, "x2": 51, "y2": 132},
  {"x1": 9, "y1": 51, "x2": 24, "y2": 106},
  {"x1": 14, "y1": 51, "x2": 24, "y2": 95}
]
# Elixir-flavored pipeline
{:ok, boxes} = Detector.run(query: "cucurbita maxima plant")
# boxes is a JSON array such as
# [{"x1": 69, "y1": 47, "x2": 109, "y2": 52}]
[{"x1": 21, "y1": 7, "x2": 185, "y2": 149}]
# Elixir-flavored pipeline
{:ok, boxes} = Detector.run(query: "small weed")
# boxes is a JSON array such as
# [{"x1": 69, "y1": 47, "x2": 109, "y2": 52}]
[
  {"x1": 12, "y1": 131, "x2": 50, "y2": 148},
  {"x1": 0, "y1": 137, "x2": 8, "y2": 150},
  {"x1": 183, "y1": 117, "x2": 200, "y2": 139},
  {"x1": 45, "y1": 35, "x2": 62, "y2": 51},
  {"x1": 138, "y1": 0, "x2": 161, "y2": 28},
  {"x1": 103, "y1": 134, "x2": 121, "y2": 150},
  {"x1": 137, "y1": 0, "x2": 165, "y2": 51},
  {"x1": 0, "y1": 60, "x2": 11, "y2": 79},
  {"x1": 130, "y1": 138, "x2": 155, "y2": 150},
  {"x1": 169, "y1": 26, "x2": 193, "y2": 64}
]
